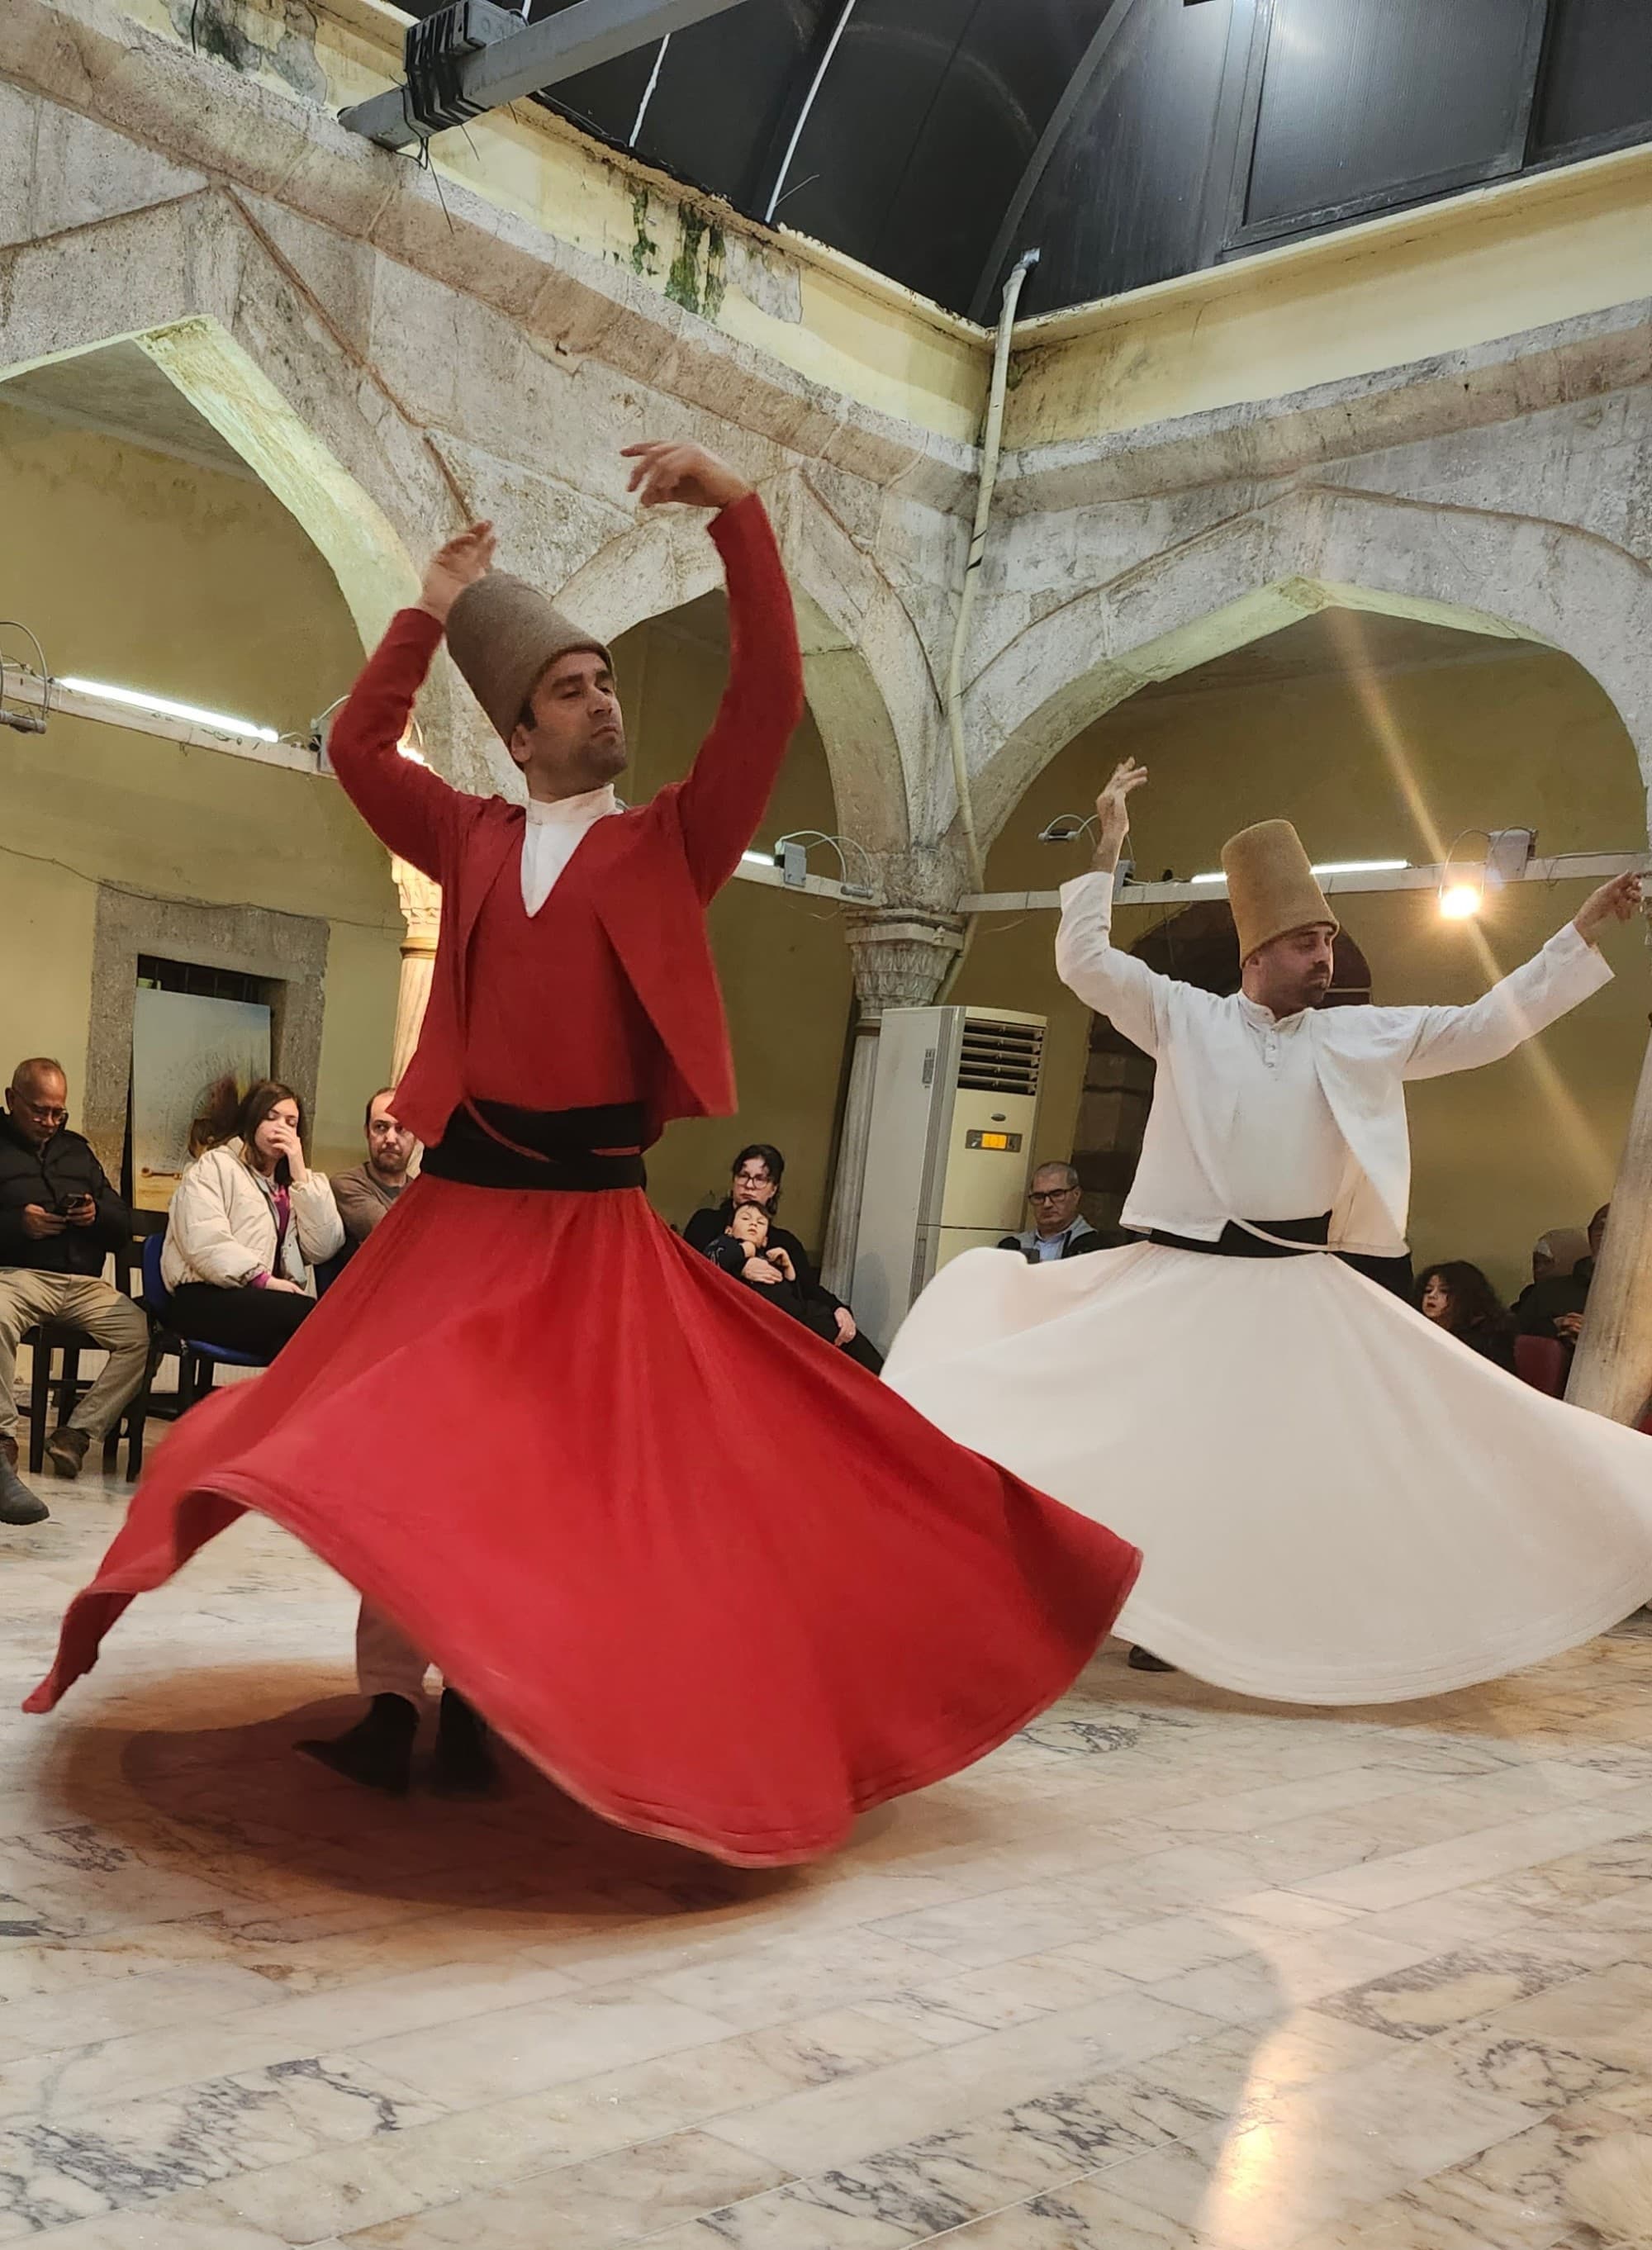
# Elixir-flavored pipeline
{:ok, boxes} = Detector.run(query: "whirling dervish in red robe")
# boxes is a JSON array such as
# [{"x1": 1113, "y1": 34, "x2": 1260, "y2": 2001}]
[{"x1": 28, "y1": 439, "x2": 1142, "y2": 1867}]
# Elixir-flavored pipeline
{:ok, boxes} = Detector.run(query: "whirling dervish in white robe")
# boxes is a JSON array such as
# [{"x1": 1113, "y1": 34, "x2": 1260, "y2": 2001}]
[{"x1": 885, "y1": 760, "x2": 1652, "y2": 1705}]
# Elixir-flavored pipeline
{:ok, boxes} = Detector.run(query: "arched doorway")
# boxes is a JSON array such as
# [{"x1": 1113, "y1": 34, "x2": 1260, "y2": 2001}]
[{"x1": 958, "y1": 603, "x2": 1644, "y2": 1290}]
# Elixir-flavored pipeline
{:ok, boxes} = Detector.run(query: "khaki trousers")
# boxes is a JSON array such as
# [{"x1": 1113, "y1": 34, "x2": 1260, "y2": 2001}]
[
  {"x1": 355, "y1": 1602, "x2": 437, "y2": 1702},
  {"x1": 0, "y1": 1270, "x2": 150, "y2": 1442}
]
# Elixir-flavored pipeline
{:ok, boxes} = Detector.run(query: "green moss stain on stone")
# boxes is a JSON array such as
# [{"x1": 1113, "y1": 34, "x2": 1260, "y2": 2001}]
[
  {"x1": 665, "y1": 209, "x2": 729, "y2": 321},
  {"x1": 666, "y1": 208, "x2": 707, "y2": 312},
  {"x1": 702, "y1": 224, "x2": 727, "y2": 322},
  {"x1": 629, "y1": 188, "x2": 659, "y2": 277}
]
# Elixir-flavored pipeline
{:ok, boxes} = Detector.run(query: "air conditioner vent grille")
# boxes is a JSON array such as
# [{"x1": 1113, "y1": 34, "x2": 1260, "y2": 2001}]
[{"x1": 957, "y1": 1018, "x2": 1042, "y2": 1096}]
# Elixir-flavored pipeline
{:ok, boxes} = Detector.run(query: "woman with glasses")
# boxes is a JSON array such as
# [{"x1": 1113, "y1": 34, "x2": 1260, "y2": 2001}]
[{"x1": 685, "y1": 1144, "x2": 883, "y2": 1372}]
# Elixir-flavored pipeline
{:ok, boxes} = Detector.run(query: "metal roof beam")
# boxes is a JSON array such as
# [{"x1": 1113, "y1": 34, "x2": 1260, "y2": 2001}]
[{"x1": 340, "y1": 0, "x2": 752, "y2": 154}]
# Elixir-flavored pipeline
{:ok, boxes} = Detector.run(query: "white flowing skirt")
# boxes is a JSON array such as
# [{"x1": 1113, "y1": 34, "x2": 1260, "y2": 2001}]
[{"x1": 885, "y1": 1241, "x2": 1652, "y2": 1705}]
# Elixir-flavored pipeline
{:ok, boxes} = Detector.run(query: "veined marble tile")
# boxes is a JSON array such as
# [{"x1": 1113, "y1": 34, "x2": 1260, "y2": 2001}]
[
  {"x1": 1100, "y1": 2041, "x2": 1536, "y2": 2249},
  {"x1": 344, "y1": 2129, "x2": 785, "y2": 2247},
  {"x1": 633, "y1": 2186, "x2": 923, "y2": 2248},
  {"x1": 349, "y1": 1984, "x2": 743, "y2": 2107},
  {"x1": 1314, "y1": 1944, "x2": 1609, "y2": 2042},
  {"x1": 1142, "y1": 1926, "x2": 1436, "y2": 2029},
  {"x1": 3, "y1": 1491, "x2": 1652, "y2": 2250},
  {"x1": 706, "y1": 1989, "x2": 1221, "y2": 2175}
]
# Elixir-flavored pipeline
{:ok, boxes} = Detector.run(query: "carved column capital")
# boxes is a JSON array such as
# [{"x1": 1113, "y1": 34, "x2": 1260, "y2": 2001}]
[
  {"x1": 392, "y1": 857, "x2": 442, "y2": 955},
  {"x1": 842, "y1": 907, "x2": 966, "y2": 1018}
]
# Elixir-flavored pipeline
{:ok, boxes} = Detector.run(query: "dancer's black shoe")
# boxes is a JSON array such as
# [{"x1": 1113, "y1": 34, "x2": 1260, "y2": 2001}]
[
  {"x1": 297, "y1": 1692, "x2": 419, "y2": 1794},
  {"x1": 1127, "y1": 1645, "x2": 1177, "y2": 1673},
  {"x1": 431, "y1": 1688, "x2": 500, "y2": 1797}
]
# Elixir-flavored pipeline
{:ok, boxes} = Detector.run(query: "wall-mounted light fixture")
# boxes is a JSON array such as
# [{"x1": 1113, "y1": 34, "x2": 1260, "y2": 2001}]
[
  {"x1": 60, "y1": 674, "x2": 278, "y2": 743},
  {"x1": 771, "y1": 830, "x2": 876, "y2": 900},
  {"x1": 1034, "y1": 812, "x2": 1133, "y2": 885},
  {"x1": 1189, "y1": 857, "x2": 1409, "y2": 886},
  {"x1": 1438, "y1": 828, "x2": 1535, "y2": 920},
  {"x1": 0, "y1": 625, "x2": 50, "y2": 734}
]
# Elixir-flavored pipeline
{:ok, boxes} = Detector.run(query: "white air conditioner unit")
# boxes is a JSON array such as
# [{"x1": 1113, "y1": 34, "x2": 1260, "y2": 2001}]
[{"x1": 852, "y1": 1005, "x2": 1047, "y2": 1352}]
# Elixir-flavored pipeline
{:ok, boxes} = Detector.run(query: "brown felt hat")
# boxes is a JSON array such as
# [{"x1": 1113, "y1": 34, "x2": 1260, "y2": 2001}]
[
  {"x1": 445, "y1": 572, "x2": 612, "y2": 744},
  {"x1": 1222, "y1": 819, "x2": 1338, "y2": 962}
]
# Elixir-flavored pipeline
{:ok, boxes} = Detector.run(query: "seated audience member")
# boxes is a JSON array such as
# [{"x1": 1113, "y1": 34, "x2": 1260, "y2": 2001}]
[
  {"x1": 1416, "y1": 1261, "x2": 1516, "y2": 1371},
  {"x1": 331, "y1": 1089, "x2": 417, "y2": 1246},
  {"x1": 703, "y1": 1205, "x2": 815, "y2": 1327},
  {"x1": 685, "y1": 1143, "x2": 882, "y2": 1372},
  {"x1": 0, "y1": 1056, "x2": 149, "y2": 1520},
  {"x1": 162, "y1": 1080, "x2": 344, "y2": 1355},
  {"x1": 999, "y1": 1161, "x2": 1121, "y2": 1261},
  {"x1": 1511, "y1": 1227, "x2": 1588, "y2": 1323},
  {"x1": 1514, "y1": 1204, "x2": 1607, "y2": 1346}
]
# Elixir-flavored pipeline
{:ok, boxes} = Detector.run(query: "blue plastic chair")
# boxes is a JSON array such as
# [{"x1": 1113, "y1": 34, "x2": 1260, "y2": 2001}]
[{"x1": 140, "y1": 1232, "x2": 271, "y2": 1411}]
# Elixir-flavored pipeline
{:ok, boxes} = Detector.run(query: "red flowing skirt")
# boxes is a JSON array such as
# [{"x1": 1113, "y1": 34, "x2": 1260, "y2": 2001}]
[{"x1": 26, "y1": 1181, "x2": 1141, "y2": 1866}]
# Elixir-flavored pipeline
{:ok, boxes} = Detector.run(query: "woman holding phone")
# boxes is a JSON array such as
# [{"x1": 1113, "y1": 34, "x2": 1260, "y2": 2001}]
[{"x1": 161, "y1": 1080, "x2": 344, "y2": 1355}]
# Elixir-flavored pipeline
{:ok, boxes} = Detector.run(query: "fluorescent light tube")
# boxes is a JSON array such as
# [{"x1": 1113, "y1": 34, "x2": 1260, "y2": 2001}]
[{"x1": 59, "y1": 675, "x2": 278, "y2": 743}]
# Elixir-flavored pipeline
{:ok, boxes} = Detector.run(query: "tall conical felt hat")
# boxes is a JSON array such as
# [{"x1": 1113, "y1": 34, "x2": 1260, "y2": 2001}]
[
  {"x1": 445, "y1": 572, "x2": 612, "y2": 743},
  {"x1": 1221, "y1": 819, "x2": 1338, "y2": 962}
]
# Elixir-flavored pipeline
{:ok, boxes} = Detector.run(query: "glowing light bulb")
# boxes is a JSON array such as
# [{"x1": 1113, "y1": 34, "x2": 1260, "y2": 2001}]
[{"x1": 1440, "y1": 881, "x2": 1483, "y2": 920}]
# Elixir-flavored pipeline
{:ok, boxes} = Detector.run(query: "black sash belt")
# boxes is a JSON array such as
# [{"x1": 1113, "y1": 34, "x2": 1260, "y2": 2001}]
[
  {"x1": 422, "y1": 1100, "x2": 648, "y2": 1192},
  {"x1": 1146, "y1": 1213, "x2": 1413, "y2": 1298},
  {"x1": 1147, "y1": 1215, "x2": 1331, "y2": 1260}
]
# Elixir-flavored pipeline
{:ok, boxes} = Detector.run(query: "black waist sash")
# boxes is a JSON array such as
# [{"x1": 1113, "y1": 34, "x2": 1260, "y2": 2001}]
[
  {"x1": 1146, "y1": 1213, "x2": 1414, "y2": 1298},
  {"x1": 423, "y1": 1100, "x2": 648, "y2": 1192},
  {"x1": 1147, "y1": 1214, "x2": 1331, "y2": 1260}
]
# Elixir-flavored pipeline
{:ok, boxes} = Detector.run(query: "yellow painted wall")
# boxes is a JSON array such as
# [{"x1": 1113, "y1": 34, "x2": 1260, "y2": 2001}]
[
  {"x1": 960, "y1": 635, "x2": 1647, "y2": 1297},
  {"x1": 0, "y1": 400, "x2": 402, "y2": 1175},
  {"x1": 611, "y1": 611, "x2": 852, "y2": 1252},
  {"x1": 1010, "y1": 142, "x2": 1652, "y2": 445}
]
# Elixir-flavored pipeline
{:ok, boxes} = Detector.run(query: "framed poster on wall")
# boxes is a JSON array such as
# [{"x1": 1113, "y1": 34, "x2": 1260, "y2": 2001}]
[{"x1": 131, "y1": 986, "x2": 272, "y2": 1211}]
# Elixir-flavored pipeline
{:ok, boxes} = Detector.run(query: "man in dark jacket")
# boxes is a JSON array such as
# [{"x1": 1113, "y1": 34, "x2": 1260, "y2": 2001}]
[
  {"x1": 999, "y1": 1162, "x2": 1123, "y2": 1261},
  {"x1": 1514, "y1": 1203, "x2": 1607, "y2": 1348},
  {"x1": 0, "y1": 1058, "x2": 147, "y2": 1519}
]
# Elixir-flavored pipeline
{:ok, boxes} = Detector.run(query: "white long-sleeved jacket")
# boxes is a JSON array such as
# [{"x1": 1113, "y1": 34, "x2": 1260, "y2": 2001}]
[{"x1": 1055, "y1": 871, "x2": 1612, "y2": 1255}]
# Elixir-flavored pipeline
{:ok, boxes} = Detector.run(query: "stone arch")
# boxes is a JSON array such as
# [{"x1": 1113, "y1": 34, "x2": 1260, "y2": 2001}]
[
  {"x1": 552, "y1": 484, "x2": 924, "y2": 858},
  {"x1": 963, "y1": 485, "x2": 1652, "y2": 855},
  {"x1": 0, "y1": 191, "x2": 509, "y2": 791}
]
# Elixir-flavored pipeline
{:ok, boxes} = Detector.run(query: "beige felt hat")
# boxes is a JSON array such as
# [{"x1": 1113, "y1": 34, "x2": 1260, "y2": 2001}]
[
  {"x1": 445, "y1": 572, "x2": 612, "y2": 743},
  {"x1": 1222, "y1": 819, "x2": 1338, "y2": 962}
]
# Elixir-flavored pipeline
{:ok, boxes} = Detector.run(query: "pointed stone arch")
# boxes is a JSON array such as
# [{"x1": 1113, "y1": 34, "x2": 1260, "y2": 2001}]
[
  {"x1": 551, "y1": 482, "x2": 926, "y2": 858},
  {"x1": 962, "y1": 485, "x2": 1652, "y2": 855}
]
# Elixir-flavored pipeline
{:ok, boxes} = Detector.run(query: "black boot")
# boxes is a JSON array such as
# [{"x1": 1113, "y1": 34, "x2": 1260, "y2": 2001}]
[
  {"x1": 431, "y1": 1688, "x2": 499, "y2": 1797},
  {"x1": 297, "y1": 1693, "x2": 419, "y2": 1794},
  {"x1": 0, "y1": 1453, "x2": 50, "y2": 1526},
  {"x1": 1127, "y1": 1645, "x2": 1177, "y2": 1674}
]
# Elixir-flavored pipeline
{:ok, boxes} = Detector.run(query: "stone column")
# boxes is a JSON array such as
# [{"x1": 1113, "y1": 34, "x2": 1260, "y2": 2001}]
[
  {"x1": 818, "y1": 908, "x2": 966, "y2": 1297},
  {"x1": 1567, "y1": 994, "x2": 1652, "y2": 1426},
  {"x1": 390, "y1": 858, "x2": 442, "y2": 1084}
]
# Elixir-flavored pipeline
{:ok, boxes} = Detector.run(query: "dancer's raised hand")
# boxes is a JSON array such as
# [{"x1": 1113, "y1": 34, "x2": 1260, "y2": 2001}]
[
  {"x1": 622, "y1": 442, "x2": 752, "y2": 512},
  {"x1": 1574, "y1": 871, "x2": 1642, "y2": 943},
  {"x1": 418, "y1": 521, "x2": 496, "y2": 624},
  {"x1": 1093, "y1": 758, "x2": 1148, "y2": 872}
]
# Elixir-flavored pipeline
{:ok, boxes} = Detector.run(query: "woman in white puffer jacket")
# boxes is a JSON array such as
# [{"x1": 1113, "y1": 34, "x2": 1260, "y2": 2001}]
[{"x1": 162, "y1": 1080, "x2": 344, "y2": 1356}]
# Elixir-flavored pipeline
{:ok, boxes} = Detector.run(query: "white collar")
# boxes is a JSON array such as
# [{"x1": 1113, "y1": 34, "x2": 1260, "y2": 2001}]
[
  {"x1": 525, "y1": 785, "x2": 618, "y2": 827},
  {"x1": 1237, "y1": 992, "x2": 1308, "y2": 1032}
]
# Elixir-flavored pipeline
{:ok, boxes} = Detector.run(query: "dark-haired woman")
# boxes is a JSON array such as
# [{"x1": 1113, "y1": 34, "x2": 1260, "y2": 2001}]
[
  {"x1": 684, "y1": 1143, "x2": 882, "y2": 1371},
  {"x1": 162, "y1": 1080, "x2": 344, "y2": 1355},
  {"x1": 1416, "y1": 1260, "x2": 1516, "y2": 1373}
]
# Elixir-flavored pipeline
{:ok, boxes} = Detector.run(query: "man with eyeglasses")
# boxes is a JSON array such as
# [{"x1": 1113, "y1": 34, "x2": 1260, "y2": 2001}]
[
  {"x1": 999, "y1": 1161, "x2": 1116, "y2": 1262},
  {"x1": 0, "y1": 1057, "x2": 148, "y2": 1521}
]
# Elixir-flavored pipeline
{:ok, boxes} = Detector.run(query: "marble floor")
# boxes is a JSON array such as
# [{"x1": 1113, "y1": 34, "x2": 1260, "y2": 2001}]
[{"x1": 1, "y1": 1469, "x2": 1651, "y2": 2250}]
